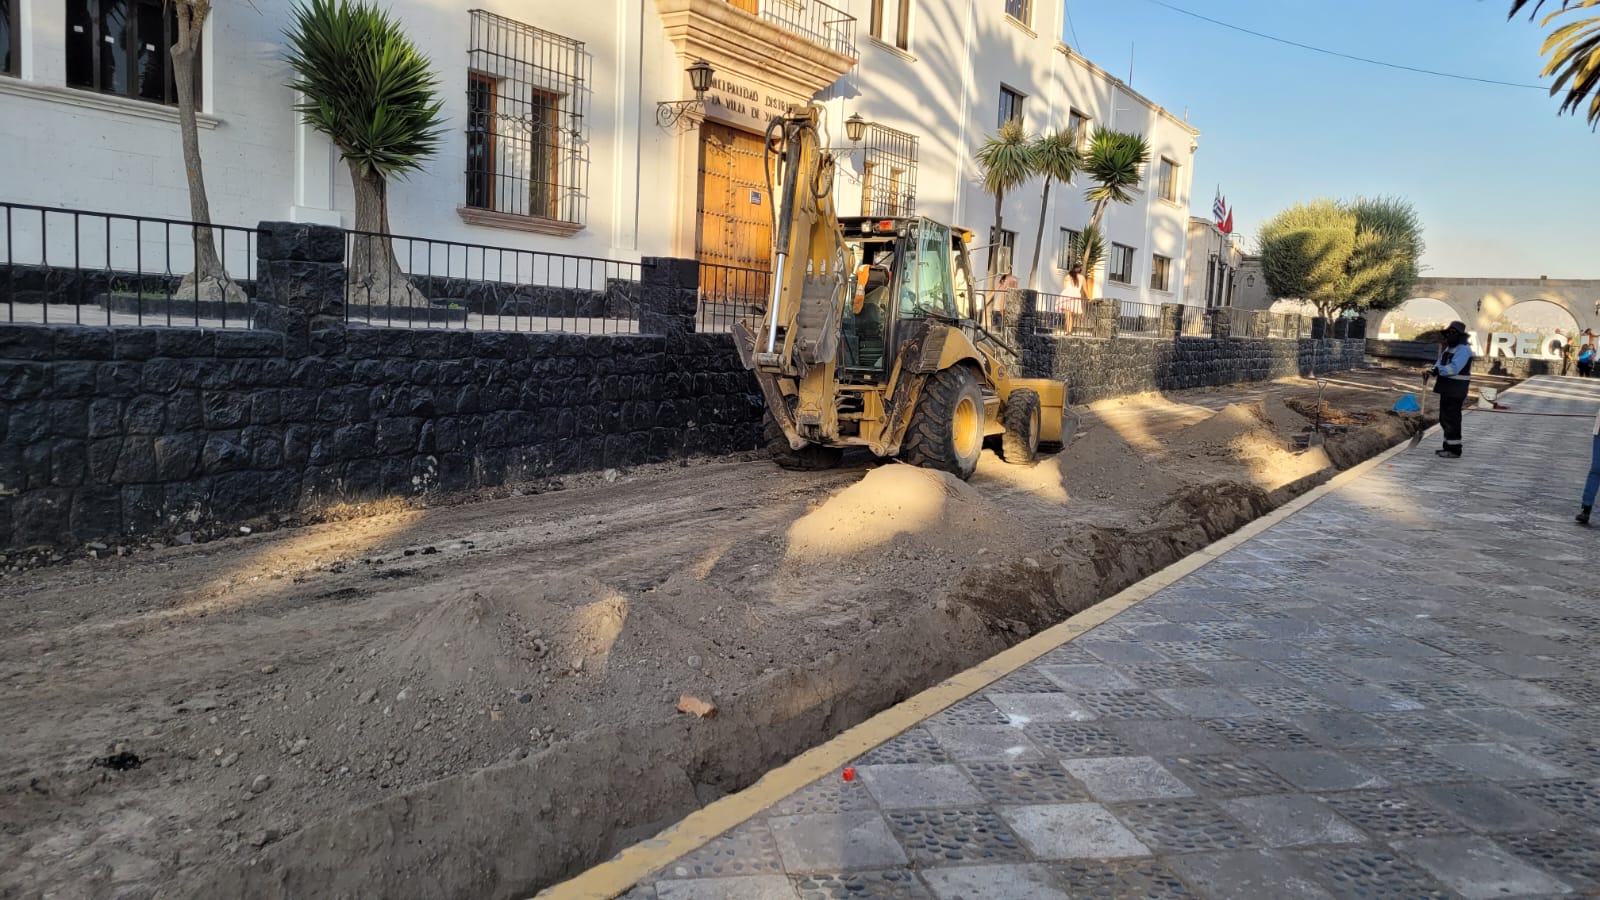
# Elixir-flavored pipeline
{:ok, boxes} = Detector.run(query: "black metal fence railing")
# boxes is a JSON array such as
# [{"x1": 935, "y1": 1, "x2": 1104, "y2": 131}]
[
  {"x1": 1179, "y1": 304, "x2": 1210, "y2": 338},
  {"x1": 344, "y1": 230, "x2": 641, "y2": 334},
  {"x1": 1, "y1": 201, "x2": 258, "y2": 329},
  {"x1": 1117, "y1": 299, "x2": 1162, "y2": 339},
  {"x1": 754, "y1": 0, "x2": 856, "y2": 57},
  {"x1": 697, "y1": 263, "x2": 769, "y2": 334},
  {"x1": 1224, "y1": 305, "x2": 1255, "y2": 338},
  {"x1": 1267, "y1": 312, "x2": 1303, "y2": 340},
  {"x1": 1032, "y1": 291, "x2": 1093, "y2": 337}
]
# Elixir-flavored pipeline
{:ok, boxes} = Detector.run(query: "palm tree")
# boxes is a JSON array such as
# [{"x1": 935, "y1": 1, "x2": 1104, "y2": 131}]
[
  {"x1": 1509, "y1": 0, "x2": 1600, "y2": 127},
  {"x1": 974, "y1": 118, "x2": 1033, "y2": 281},
  {"x1": 1078, "y1": 128, "x2": 1150, "y2": 295},
  {"x1": 168, "y1": 0, "x2": 244, "y2": 305},
  {"x1": 284, "y1": 0, "x2": 446, "y2": 309},
  {"x1": 1025, "y1": 129, "x2": 1081, "y2": 290}
]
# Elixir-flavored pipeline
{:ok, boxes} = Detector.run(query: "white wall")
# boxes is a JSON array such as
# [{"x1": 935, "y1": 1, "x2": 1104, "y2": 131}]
[{"x1": 1, "y1": 0, "x2": 1198, "y2": 289}]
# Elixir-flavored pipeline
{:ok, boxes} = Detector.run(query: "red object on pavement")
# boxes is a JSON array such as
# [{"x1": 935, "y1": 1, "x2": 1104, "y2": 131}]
[{"x1": 842, "y1": 767, "x2": 855, "y2": 782}]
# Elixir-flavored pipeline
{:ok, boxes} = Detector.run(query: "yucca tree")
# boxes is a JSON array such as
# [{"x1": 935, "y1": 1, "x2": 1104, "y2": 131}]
[
  {"x1": 1064, "y1": 225, "x2": 1105, "y2": 300},
  {"x1": 975, "y1": 118, "x2": 1034, "y2": 281},
  {"x1": 1509, "y1": 0, "x2": 1600, "y2": 126},
  {"x1": 1078, "y1": 128, "x2": 1150, "y2": 295},
  {"x1": 1025, "y1": 129, "x2": 1081, "y2": 290},
  {"x1": 168, "y1": 0, "x2": 245, "y2": 304},
  {"x1": 285, "y1": 0, "x2": 446, "y2": 308}
]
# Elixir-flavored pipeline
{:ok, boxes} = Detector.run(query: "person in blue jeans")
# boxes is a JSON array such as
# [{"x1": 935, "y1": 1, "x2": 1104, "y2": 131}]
[{"x1": 1579, "y1": 406, "x2": 1600, "y2": 525}]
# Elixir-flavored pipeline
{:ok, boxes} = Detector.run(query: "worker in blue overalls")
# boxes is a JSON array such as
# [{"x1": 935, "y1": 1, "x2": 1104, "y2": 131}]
[{"x1": 1427, "y1": 320, "x2": 1474, "y2": 459}]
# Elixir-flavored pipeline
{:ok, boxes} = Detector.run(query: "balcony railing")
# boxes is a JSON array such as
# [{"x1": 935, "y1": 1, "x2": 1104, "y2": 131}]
[{"x1": 732, "y1": 0, "x2": 857, "y2": 57}]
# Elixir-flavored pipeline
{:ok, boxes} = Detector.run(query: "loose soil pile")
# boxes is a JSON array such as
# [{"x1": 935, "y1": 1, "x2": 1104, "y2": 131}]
[{"x1": 0, "y1": 366, "x2": 1495, "y2": 899}]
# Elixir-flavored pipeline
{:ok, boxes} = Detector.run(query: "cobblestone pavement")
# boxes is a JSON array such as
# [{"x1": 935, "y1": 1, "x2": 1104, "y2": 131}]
[{"x1": 617, "y1": 377, "x2": 1600, "y2": 899}]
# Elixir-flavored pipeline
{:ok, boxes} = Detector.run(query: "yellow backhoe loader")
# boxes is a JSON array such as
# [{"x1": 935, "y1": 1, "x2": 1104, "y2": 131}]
[{"x1": 731, "y1": 104, "x2": 1072, "y2": 480}]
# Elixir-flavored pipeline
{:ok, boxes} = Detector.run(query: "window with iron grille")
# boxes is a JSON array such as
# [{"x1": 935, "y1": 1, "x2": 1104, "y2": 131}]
[
  {"x1": 3, "y1": 0, "x2": 17, "y2": 76},
  {"x1": 869, "y1": 0, "x2": 910, "y2": 50},
  {"x1": 66, "y1": 0, "x2": 194, "y2": 105},
  {"x1": 1109, "y1": 242, "x2": 1134, "y2": 285},
  {"x1": 1150, "y1": 253, "x2": 1172, "y2": 292},
  {"x1": 1057, "y1": 227, "x2": 1080, "y2": 271},
  {"x1": 465, "y1": 10, "x2": 590, "y2": 228},
  {"x1": 859, "y1": 124, "x2": 917, "y2": 217},
  {"x1": 1004, "y1": 0, "x2": 1031, "y2": 27},
  {"x1": 1157, "y1": 157, "x2": 1178, "y2": 203},
  {"x1": 995, "y1": 228, "x2": 1017, "y2": 273},
  {"x1": 998, "y1": 85, "x2": 1024, "y2": 128}
]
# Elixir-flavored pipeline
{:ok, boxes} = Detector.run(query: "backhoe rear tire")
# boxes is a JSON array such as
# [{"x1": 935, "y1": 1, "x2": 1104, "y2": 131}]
[
  {"x1": 1000, "y1": 389, "x2": 1041, "y2": 465},
  {"x1": 901, "y1": 366, "x2": 985, "y2": 480},
  {"x1": 764, "y1": 413, "x2": 843, "y2": 471}
]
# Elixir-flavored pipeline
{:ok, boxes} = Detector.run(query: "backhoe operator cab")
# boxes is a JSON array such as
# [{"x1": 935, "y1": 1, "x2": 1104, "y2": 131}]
[
  {"x1": 731, "y1": 104, "x2": 1071, "y2": 480},
  {"x1": 838, "y1": 216, "x2": 973, "y2": 377}
]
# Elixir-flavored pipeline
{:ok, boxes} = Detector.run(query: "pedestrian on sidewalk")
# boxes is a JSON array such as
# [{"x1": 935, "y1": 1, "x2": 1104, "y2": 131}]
[
  {"x1": 1578, "y1": 405, "x2": 1600, "y2": 525},
  {"x1": 1427, "y1": 320, "x2": 1474, "y2": 459},
  {"x1": 1580, "y1": 339, "x2": 1596, "y2": 378}
]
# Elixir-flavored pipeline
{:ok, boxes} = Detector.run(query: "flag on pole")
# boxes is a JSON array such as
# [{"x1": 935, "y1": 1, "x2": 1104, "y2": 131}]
[
  {"x1": 1212, "y1": 187, "x2": 1226, "y2": 223},
  {"x1": 1221, "y1": 208, "x2": 1234, "y2": 235}
]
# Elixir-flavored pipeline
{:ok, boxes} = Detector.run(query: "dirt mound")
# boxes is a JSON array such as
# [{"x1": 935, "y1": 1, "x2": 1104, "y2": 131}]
[
  {"x1": 1057, "y1": 423, "x2": 1182, "y2": 508},
  {"x1": 1172, "y1": 400, "x2": 1278, "y2": 453},
  {"x1": 379, "y1": 577, "x2": 629, "y2": 694},
  {"x1": 785, "y1": 464, "x2": 1005, "y2": 562}
]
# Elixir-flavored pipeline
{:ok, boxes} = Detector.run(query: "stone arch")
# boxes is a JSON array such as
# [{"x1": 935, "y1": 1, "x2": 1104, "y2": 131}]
[
  {"x1": 1376, "y1": 297, "x2": 1460, "y2": 340},
  {"x1": 1407, "y1": 277, "x2": 1600, "y2": 339},
  {"x1": 1491, "y1": 298, "x2": 1581, "y2": 335}
]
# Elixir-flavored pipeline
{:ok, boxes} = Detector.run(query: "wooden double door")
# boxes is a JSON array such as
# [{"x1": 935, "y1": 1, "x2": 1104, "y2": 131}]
[{"x1": 697, "y1": 121, "x2": 773, "y2": 303}]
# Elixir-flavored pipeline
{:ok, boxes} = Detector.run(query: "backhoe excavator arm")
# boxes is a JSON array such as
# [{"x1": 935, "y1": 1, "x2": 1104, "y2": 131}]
[{"x1": 755, "y1": 105, "x2": 851, "y2": 376}]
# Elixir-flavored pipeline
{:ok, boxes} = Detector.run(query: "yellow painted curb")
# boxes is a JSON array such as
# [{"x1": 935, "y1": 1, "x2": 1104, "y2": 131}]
[{"x1": 540, "y1": 429, "x2": 1420, "y2": 900}]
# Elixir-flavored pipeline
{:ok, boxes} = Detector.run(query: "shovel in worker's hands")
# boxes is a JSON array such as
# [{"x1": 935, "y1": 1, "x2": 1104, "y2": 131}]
[{"x1": 1408, "y1": 373, "x2": 1433, "y2": 450}]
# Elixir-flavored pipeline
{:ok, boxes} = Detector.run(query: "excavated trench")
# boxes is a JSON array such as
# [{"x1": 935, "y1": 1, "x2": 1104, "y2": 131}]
[{"x1": 185, "y1": 417, "x2": 1417, "y2": 900}]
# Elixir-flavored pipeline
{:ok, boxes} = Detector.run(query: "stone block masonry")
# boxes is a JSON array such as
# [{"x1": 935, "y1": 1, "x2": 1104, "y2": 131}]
[
  {"x1": 1013, "y1": 292, "x2": 1367, "y2": 404},
  {"x1": 0, "y1": 323, "x2": 762, "y2": 550},
  {"x1": 1023, "y1": 333, "x2": 1368, "y2": 404},
  {"x1": 0, "y1": 222, "x2": 762, "y2": 551}
]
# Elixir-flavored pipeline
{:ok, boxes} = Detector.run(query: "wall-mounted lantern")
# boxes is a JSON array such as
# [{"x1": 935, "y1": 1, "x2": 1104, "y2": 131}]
[
  {"x1": 656, "y1": 60, "x2": 715, "y2": 131},
  {"x1": 845, "y1": 113, "x2": 867, "y2": 144}
]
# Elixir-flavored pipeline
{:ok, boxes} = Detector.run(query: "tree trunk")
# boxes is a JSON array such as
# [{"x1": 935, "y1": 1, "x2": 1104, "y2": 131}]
[
  {"x1": 987, "y1": 193, "x2": 1004, "y2": 281},
  {"x1": 347, "y1": 160, "x2": 427, "y2": 310},
  {"x1": 170, "y1": 1, "x2": 241, "y2": 306},
  {"x1": 1028, "y1": 176, "x2": 1053, "y2": 291},
  {"x1": 1080, "y1": 199, "x2": 1109, "y2": 299}
]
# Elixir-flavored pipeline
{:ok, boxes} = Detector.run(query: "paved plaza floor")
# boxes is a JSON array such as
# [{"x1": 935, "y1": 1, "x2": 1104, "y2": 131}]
[{"x1": 590, "y1": 375, "x2": 1600, "y2": 900}]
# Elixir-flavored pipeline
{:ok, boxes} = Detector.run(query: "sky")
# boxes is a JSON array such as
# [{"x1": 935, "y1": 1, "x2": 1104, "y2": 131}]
[{"x1": 1061, "y1": 0, "x2": 1598, "y2": 279}]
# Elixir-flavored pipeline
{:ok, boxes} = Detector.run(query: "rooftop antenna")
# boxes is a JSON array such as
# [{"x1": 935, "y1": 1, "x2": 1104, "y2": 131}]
[{"x1": 1128, "y1": 42, "x2": 1135, "y2": 85}]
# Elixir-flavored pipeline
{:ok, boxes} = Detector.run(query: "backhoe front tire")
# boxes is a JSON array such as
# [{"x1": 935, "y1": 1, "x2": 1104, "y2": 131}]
[
  {"x1": 764, "y1": 413, "x2": 843, "y2": 471},
  {"x1": 1000, "y1": 389, "x2": 1041, "y2": 465},
  {"x1": 901, "y1": 366, "x2": 985, "y2": 480}
]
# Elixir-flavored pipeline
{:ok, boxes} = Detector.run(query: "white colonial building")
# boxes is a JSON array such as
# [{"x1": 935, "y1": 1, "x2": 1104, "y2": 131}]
[{"x1": 0, "y1": 0, "x2": 1200, "y2": 303}]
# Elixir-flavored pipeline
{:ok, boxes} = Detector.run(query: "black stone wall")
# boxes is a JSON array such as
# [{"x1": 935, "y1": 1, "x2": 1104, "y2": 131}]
[
  {"x1": 1020, "y1": 333, "x2": 1368, "y2": 404},
  {"x1": 0, "y1": 322, "x2": 761, "y2": 550},
  {"x1": 0, "y1": 225, "x2": 761, "y2": 551}
]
